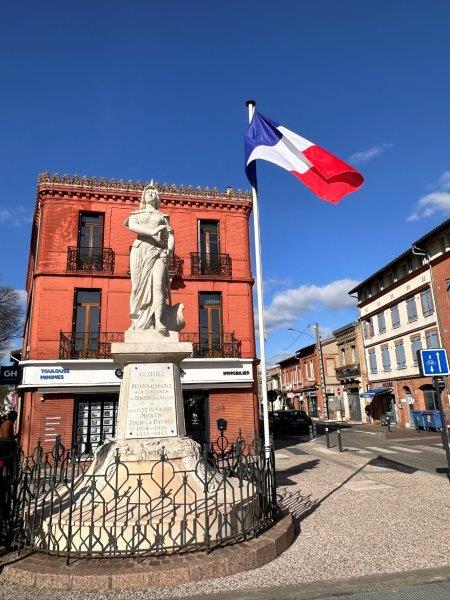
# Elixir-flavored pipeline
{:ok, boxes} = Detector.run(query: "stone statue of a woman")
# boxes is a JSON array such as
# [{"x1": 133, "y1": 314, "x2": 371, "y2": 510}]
[{"x1": 126, "y1": 182, "x2": 183, "y2": 332}]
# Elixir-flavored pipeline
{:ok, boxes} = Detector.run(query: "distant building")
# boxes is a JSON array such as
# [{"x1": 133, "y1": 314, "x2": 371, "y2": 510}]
[
  {"x1": 349, "y1": 218, "x2": 450, "y2": 427},
  {"x1": 332, "y1": 322, "x2": 369, "y2": 422}
]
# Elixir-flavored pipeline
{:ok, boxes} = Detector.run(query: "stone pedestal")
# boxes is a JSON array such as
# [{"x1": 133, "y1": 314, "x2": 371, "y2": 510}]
[{"x1": 111, "y1": 329, "x2": 192, "y2": 442}]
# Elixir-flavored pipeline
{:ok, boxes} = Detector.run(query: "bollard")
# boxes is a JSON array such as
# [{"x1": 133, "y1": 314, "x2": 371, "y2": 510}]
[
  {"x1": 308, "y1": 424, "x2": 314, "y2": 441},
  {"x1": 337, "y1": 429, "x2": 343, "y2": 452},
  {"x1": 325, "y1": 427, "x2": 330, "y2": 448}
]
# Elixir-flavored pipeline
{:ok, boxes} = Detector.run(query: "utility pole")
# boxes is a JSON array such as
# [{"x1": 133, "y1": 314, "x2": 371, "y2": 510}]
[{"x1": 313, "y1": 323, "x2": 328, "y2": 421}]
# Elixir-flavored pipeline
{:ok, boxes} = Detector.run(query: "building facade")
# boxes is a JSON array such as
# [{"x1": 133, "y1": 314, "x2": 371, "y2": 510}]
[
  {"x1": 18, "y1": 173, "x2": 258, "y2": 453},
  {"x1": 332, "y1": 322, "x2": 369, "y2": 422},
  {"x1": 349, "y1": 218, "x2": 450, "y2": 427}
]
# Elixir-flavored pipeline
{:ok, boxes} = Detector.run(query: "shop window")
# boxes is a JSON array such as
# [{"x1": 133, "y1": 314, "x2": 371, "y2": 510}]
[
  {"x1": 406, "y1": 296, "x2": 418, "y2": 322},
  {"x1": 377, "y1": 311, "x2": 386, "y2": 334},
  {"x1": 74, "y1": 396, "x2": 118, "y2": 455},
  {"x1": 395, "y1": 340, "x2": 406, "y2": 369},
  {"x1": 381, "y1": 345, "x2": 391, "y2": 372},
  {"x1": 391, "y1": 304, "x2": 400, "y2": 329},
  {"x1": 411, "y1": 335, "x2": 422, "y2": 366},
  {"x1": 368, "y1": 349, "x2": 377, "y2": 374},
  {"x1": 425, "y1": 329, "x2": 439, "y2": 349},
  {"x1": 420, "y1": 288, "x2": 434, "y2": 317}
]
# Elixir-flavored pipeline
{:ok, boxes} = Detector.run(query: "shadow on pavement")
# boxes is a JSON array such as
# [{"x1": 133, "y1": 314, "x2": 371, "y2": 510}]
[
  {"x1": 276, "y1": 459, "x2": 320, "y2": 486},
  {"x1": 370, "y1": 456, "x2": 418, "y2": 474}
]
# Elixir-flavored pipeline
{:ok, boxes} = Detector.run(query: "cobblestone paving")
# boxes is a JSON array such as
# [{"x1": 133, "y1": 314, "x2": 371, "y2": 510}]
[{"x1": 1, "y1": 442, "x2": 449, "y2": 599}]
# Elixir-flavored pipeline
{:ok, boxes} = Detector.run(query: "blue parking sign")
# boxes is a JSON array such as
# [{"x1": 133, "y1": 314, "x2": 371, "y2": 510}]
[{"x1": 418, "y1": 349, "x2": 449, "y2": 376}]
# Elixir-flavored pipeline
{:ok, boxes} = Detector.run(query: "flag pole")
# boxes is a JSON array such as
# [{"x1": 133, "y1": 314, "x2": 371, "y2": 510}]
[{"x1": 245, "y1": 99, "x2": 271, "y2": 452}]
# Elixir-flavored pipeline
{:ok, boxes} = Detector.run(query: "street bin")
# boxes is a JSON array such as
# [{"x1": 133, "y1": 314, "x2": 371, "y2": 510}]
[
  {"x1": 422, "y1": 410, "x2": 442, "y2": 431},
  {"x1": 410, "y1": 410, "x2": 425, "y2": 430}
]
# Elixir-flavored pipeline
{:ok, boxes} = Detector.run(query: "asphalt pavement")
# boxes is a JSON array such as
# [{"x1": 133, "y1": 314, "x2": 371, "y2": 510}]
[{"x1": 275, "y1": 423, "x2": 449, "y2": 477}]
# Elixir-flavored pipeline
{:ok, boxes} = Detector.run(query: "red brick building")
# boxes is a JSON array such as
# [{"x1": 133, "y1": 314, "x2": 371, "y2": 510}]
[{"x1": 18, "y1": 173, "x2": 258, "y2": 453}]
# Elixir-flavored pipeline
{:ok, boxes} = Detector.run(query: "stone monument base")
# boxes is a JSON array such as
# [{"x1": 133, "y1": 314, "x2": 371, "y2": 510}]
[{"x1": 36, "y1": 437, "x2": 257, "y2": 555}]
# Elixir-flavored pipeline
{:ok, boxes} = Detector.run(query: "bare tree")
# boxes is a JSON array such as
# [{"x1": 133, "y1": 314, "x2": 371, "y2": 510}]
[{"x1": 0, "y1": 284, "x2": 24, "y2": 359}]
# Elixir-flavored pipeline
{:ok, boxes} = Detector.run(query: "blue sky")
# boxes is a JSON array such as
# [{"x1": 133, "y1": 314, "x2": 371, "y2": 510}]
[{"x1": 1, "y1": 1, "x2": 450, "y2": 364}]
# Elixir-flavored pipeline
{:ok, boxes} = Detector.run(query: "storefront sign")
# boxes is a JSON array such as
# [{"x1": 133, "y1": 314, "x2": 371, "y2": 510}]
[
  {"x1": 20, "y1": 358, "x2": 254, "y2": 391},
  {"x1": 0, "y1": 365, "x2": 22, "y2": 385},
  {"x1": 125, "y1": 363, "x2": 178, "y2": 439}
]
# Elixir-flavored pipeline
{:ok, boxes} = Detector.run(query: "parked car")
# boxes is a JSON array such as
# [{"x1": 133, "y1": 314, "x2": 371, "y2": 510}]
[{"x1": 269, "y1": 410, "x2": 312, "y2": 435}]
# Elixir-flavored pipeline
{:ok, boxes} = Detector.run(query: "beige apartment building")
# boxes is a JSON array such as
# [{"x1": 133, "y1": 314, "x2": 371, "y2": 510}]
[{"x1": 349, "y1": 219, "x2": 450, "y2": 427}]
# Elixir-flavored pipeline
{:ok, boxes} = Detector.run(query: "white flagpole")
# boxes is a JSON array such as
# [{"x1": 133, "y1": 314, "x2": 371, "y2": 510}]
[{"x1": 245, "y1": 99, "x2": 271, "y2": 451}]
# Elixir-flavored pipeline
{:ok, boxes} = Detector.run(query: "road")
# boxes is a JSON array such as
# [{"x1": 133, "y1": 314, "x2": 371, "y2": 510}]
[{"x1": 274, "y1": 423, "x2": 449, "y2": 477}]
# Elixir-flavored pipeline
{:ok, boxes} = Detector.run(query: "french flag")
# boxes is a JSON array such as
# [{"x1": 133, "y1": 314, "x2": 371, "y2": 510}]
[{"x1": 245, "y1": 111, "x2": 364, "y2": 204}]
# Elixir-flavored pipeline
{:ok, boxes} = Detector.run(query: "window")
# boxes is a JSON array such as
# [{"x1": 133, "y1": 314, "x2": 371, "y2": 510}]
[
  {"x1": 426, "y1": 329, "x2": 439, "y2": 348},
  {"x1": 340, "y1": 348, "x2": 346, "y2": 366},
  {"x1": 377, "y1": 312, "x2": 386, "y2": 334},
  {"x1": 381, "y1": 345, "x2": 391, "y2": 372},
  {"x1": 376, "y1": 278, "x2": 384, "y2": 292},
  {"x1": 395, "y1": 340, "x2": 406, "y2": 369},
  {"x1": 199, "y1": 292, "x2": 222, "y2": 354},
  {"x1": 73, "y1": 290, "x2": 101, "y2": 356},
  {"x1": 447, "y1": 279, "x2": 450, "y2": 296},
  {"x1": 363, "y1": 318, "x2": 374, "y2": 339},
  {"x1": 307, "y1": 361, "x2": 314, "y2": 379},
  {"x1": 78, "y1": 213, "x2": 104, "y2": 270},
  {"x1": 74, "y1": 396, "x2": 118, "y2": 455},
  {"x1": 326, "y1": 358, "x2": 335, "y2": 377},
  {"x1": 387, "y1": 270, "x2": 397, "y2": 285},
  {"x1": 368, "y1": 349, "x2": 377, "y2": 374},
  {"x1": 351, "y1": 345, "x2": 356, "y2": 363},
  {"x1": 420, "y1": 288, "x2": 434, "y2": 317},
  {"x1": 406, "y1": 296, "x2": 418, "y2": 322},
  {"x1": 423, "y1": 388, "x2": 437, "y2": 411},
  {"x1": 391, "y1": 305, "x2": 400, "y2": 329},
  {"x1": 398, "y1": 263, "x2": 408, "y2": 278},
  {"x1": 411, "y1": 335, "x2": 422, "y2": 366}
]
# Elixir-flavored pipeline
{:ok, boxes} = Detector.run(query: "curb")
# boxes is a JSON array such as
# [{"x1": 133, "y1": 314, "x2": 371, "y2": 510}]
[
  {"x1": 182, "y1": 564, "x2": 450, "y2": 600},
  {"x1": 0, "y1": 514, "x2": 294, "y2": 591}
]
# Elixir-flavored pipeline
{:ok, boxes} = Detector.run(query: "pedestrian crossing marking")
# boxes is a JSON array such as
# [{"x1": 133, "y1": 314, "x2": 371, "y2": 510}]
[
  {"x1": 355, "y1": 449, "x2": 373, "y2": 455},
  {"x1": 417, "y1": 445, "x2": 444, "y2": 453},
  {"x1": 388, "y1": 445, "x2": 422, "y2": 454},
  {"x1": 366, "y1": 446, "x2": 398, "y2": 454}
]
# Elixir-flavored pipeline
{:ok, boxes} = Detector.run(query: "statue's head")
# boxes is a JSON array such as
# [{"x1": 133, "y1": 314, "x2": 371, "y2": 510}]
[{"x1": 140, "y1": 181, "x2": 161, "y2": 210}]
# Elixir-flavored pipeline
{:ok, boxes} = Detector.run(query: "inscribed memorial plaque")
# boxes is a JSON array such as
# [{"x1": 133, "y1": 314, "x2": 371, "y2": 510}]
[{"x1": 125, "y1": 363, "x2": 178, "y2": 439}]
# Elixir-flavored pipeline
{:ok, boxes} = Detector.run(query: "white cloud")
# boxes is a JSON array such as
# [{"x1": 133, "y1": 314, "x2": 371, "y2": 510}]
[
  {"x1": 0, "y1": 206, "x2": 32, "y2": 227},
  {"x1": 348, "y1": 143, "x2": 393, "y2": 165},
  {"x1": 437, "y1": 171, "x2": 450, "y2": 191},
  {"x1": 407, "y1": 170, "x2": 450, "y2": 221},
  {"x1": 265, "y1": 279, "x2": 359, "y2": 332},
  {"x1": 15, "y1": 289, "x2": 28, "y2": 306}
]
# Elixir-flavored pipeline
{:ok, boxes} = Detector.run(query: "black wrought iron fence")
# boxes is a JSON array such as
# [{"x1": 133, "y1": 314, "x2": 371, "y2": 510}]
[{"x1": 1, "y1": 434, "x2": 276, "y2": 562}]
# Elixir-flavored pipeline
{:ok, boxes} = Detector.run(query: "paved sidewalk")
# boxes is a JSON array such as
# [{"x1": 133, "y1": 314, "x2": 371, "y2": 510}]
[{"x1": 1, "y1": 441, "x2": 449, "y2": 599}]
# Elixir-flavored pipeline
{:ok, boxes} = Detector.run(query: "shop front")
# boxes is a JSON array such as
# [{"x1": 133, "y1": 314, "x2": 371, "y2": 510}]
[
  {"x1": 362, "y1": 387, "x2": 396, "y2": 423},
  {"x1": 19, "y1": 357, "x2": 255, "y2": 453}
]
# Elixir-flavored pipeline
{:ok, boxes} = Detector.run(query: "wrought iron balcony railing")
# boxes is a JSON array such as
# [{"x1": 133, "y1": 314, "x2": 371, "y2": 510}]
[
  {"x1": 180, "y1": 332, "x2": 241, "y2": 358},
  {"x1": 67, "y1": 247, "x2": 115, "y2": 273},
  {"x1": 335, "y1": 363, "x2": 361, "y2": 380},
  {"x1": 167, "y1": 254, "x2": 183, "y2": 278},
  {"x1": 190, "y1": 253, "x2": 232, "y2": 278},
  {"x1": 59, "y1": 331, "x2": 124, "y2": 360}
]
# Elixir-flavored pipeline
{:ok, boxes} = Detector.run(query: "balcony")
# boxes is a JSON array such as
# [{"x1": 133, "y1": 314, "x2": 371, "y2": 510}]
[
  {"x1": 335, "y1": 363, "x2": 361, "y2": 380},
  {"x1": 190, "y1": 253, "x2": 232, "y2": 278},
  {"x1": 59, "y1": 331, "x2": 241, "y2": 360},
  {"x1": 167, "y1": 254, "x2": 184, "y2": 279},
  {"x1": 59, "y1": 331, "x2": 124, "y2": 359},
  {"x1": 179, "y1": 332, "x2": 241, "y2": 358},
  {"x1": 67, "y1": 247, "x2": 115, "y2": 273}
]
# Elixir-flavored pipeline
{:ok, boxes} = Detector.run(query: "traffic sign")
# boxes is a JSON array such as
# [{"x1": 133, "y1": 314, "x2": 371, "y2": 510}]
[{"x1": 417, "y1": 348, "x2": 449, "y2": 377}]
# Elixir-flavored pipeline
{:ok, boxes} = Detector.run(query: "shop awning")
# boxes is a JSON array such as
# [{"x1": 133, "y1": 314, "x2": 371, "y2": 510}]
[{"x1": 360, "y1": 387, "x2": 392, "y2": 398}]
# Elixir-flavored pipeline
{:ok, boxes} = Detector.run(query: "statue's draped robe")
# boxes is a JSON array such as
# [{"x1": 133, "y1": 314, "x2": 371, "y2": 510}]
[{"x1": 128, "y1": 210, "x2": 171, "y2": 330}]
